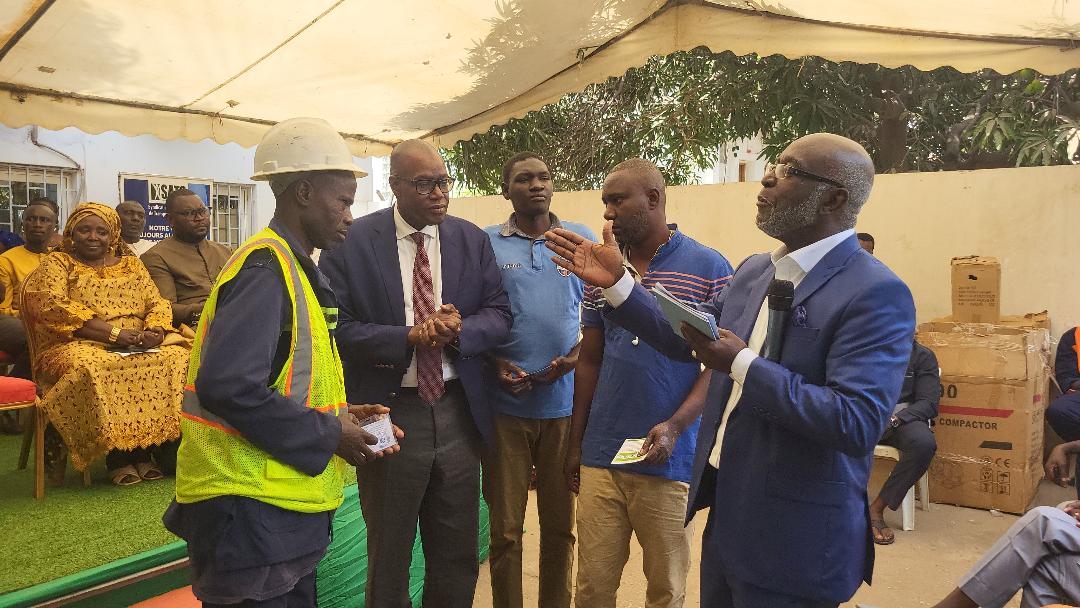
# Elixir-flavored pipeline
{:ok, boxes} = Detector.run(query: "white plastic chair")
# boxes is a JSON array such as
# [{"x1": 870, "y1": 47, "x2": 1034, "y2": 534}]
[{"x1": 873, "y1": 444, "x2": 930, "y2": 531}]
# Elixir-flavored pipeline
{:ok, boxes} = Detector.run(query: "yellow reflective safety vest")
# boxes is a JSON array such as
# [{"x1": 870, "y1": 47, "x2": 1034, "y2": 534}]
[{"x1": 174, "y1": 227, "x2": 346, "y2": 512}]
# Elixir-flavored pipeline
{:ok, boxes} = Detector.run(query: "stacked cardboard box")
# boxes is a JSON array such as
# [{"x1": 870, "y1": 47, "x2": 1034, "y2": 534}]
[
  {"x1": 951, "y1": 256, "x2": 1001, "y2": 323},
  {"x1": 917, "y1": 322, "x2": 1051, "y2": 514},
  {"x1": 932, "y1": 311, "x2": 1050, "y2": 331}
]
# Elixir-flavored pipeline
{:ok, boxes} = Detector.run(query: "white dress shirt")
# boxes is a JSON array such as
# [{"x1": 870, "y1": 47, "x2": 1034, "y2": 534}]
[
  {"x1": 128, "y1": 239, "x2": 154, "y2": 257},
  {"x1": 602, "y1": 228, "x2": 855, "y2": 468},
  {"x1": 393, "y1": 205, "x2": 458, "y2": 386}
]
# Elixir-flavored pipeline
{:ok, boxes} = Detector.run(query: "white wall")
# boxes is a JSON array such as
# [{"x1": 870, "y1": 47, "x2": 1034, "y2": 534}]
[
  {"x1": 453, "y1": 165, "x2": 1080, "y2": 340},
  {"x1": 0, "y1": 125, "x2": 377, "y2": 230}
]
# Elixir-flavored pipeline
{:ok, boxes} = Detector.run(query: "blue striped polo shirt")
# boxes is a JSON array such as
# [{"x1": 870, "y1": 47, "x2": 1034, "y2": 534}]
[{"x1": 581, "y1": 227, "x2": 733, "y2": 483}]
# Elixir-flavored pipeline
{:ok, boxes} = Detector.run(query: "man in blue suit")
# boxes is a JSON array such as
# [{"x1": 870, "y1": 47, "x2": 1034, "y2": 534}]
[
  {"x1": 545, "y1": 133, "x2": 915, "y2": 607},
  {"x1": 320, "y1": 140, "x2": 512, "y2": 607}
]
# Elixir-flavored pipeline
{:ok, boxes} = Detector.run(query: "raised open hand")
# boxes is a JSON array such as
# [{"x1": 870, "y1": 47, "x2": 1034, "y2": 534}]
[{"x1": 545, "y1": 221, "x2": 624, "y2": 288}]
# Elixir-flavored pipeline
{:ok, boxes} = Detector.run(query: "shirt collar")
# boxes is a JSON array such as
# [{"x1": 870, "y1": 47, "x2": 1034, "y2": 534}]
[
  {"x1": 498, "y1": 212, "x2": 563, "y2": 238},
  {"x1": 394, "y1": 205, "x2": 438, "y2": 241},
  {"x1": 770, "y1": 229, "x2": 855, "y2": 280},
  {"x1": 268, "y1": 219, "x2": 310, "y2": 261},
  {"x1": 620, "y1": 225, "x2": 681, "y2": 280}
]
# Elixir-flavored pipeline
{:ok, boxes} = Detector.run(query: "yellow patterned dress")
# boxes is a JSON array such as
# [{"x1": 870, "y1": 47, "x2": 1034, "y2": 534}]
[{"x1": 22, "y1": 252, "x2": 189, "y2": 471}]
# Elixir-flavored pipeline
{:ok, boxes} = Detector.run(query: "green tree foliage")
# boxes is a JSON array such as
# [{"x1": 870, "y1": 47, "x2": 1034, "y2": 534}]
[{"x1": 444, "y1": 48, "x2": 1080, "y2": 194}]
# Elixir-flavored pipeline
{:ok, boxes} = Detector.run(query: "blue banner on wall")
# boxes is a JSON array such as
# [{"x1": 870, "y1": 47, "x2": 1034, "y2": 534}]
[{"x1": 118, "y1": 174, "x2": 212, "y2": 242}]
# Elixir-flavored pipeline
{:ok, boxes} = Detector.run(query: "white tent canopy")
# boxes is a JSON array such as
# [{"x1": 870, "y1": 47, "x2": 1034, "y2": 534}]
[{"x1": 1, "y1": 0, "x2": 1078, "y2": 156}]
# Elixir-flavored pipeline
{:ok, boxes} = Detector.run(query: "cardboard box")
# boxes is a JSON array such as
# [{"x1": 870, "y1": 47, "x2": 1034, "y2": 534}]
[
  {"x1": 917, "y1": 322, "x2": 1049, "y2": 382},
  {"x1": 932, "y1": 311, "x2": 1050, "y2": 331},
  {"x1": 916, "y1": 322, "x2": 1050, "y2": 514},
  {"x1": 951, "y1": 256, "x2": 1001, "y2": 323}
]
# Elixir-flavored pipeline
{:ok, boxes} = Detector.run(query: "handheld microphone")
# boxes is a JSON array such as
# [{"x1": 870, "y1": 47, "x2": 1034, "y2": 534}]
[{"x1": 761, "y1": 279, "x2": 794, "y2": 362}]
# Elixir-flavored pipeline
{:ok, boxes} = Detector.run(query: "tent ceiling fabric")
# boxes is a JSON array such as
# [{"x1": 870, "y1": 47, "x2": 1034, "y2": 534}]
[{"x1": 1, "y1": 0, "x2": 1078, "y2": 156}]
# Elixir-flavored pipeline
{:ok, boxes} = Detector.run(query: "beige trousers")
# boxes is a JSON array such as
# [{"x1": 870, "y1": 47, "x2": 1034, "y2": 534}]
[{"x1": 574, "y1": 465, "x2": 693, "y2": 608}]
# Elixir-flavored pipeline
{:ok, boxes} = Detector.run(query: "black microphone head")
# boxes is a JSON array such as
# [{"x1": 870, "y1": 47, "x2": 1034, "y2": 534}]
[{"x1": 767, "y1": 279, "x2": 795, "y2": 311}]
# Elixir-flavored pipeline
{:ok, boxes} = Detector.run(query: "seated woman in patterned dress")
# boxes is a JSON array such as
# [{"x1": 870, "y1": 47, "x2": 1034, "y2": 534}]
[{"x1": 22, "y1": 203, "x2": 190, "y2": 486}]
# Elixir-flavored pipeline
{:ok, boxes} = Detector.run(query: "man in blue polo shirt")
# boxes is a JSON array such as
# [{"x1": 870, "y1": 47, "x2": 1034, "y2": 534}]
[
  {"x1": 483, "y1": 152, "x2": 596, "y2": 608},
  {"x1": 568, "y1": 158, "x2": 732, "y2": 608}
]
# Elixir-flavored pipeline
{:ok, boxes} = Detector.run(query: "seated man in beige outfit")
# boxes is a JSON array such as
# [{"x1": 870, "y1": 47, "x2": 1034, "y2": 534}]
[{"x1": 140, "y1": 188, "x2": 232, "y2": 327}]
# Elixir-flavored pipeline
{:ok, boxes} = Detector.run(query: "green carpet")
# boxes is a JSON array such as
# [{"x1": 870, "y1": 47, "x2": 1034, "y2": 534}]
[{"x1": 0, "y1": 434, "x2": 179, "y2": 594}]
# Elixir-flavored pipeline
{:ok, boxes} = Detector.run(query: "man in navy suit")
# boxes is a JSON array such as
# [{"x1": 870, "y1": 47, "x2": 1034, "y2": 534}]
[
  {"x1": 320, "y1": 140, "x2": 512, "y2": 607},
  {"x1": 545, "y1": 133, "x2": 915, "y2": 607}
]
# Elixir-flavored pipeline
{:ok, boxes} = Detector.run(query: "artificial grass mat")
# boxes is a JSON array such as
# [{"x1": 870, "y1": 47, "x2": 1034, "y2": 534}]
[
  {"x1": 0, "y1": 433, "x2": 179, "y2": 594},
  {"x1": 0, "y1": 433, "x2": 364, "y2": 595}
]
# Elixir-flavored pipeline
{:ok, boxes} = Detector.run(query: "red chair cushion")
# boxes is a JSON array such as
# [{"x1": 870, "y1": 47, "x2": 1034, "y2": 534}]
[{"x1": 0, "y1": 376, "x2": 37, "y2": 405}]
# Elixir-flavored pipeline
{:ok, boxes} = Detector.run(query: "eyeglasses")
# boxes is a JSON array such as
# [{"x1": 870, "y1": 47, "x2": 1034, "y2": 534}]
[
  {"x1": 169, "y1": 207, "x2": 210, "y2": 219},
  {"x1": 766, "y1": 163, "x2": 846, "y2": 189},
  {"x1": 395, "y1": 176, "x2": 454, "y2": 196}
]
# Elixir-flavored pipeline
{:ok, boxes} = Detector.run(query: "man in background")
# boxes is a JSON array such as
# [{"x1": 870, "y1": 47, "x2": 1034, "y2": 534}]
[
  {"x1": 141, "y1": 189, "x2": 232, "y2": 327},
  {"x1": 117, "y1": 200, "x2": 153, "y2": 256},
  {"x1": 857, "y1": 232, "x2": 875, "y2": 254},
  {"x1": 0, "y1": 198, "x2": 58, "y2": 432},
  {"x1": 1044, "y1": 327, "x2": 1080, "y2": 497},
  {"x1": 869, "y1": 340, "x2": 939, "y2": 545},
  {"x1": 483, "y1": 152, "x2": 593, "y2": 608}
]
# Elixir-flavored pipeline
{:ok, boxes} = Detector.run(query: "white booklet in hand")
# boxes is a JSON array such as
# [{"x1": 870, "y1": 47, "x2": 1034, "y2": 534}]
[
  {"x1": 651, "y1": 283, "x2": 719, "y2": 339},
  {"x1": 357, "y1": 414, "x2": 398, "y2": 453}
]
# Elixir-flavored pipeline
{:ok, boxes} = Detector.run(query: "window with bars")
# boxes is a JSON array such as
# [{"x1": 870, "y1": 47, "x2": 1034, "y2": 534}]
[
  {"x1": 211, "y1": 182, "x2": 253, "y2": 248},
  {"x1": 0, "y1": 163, "x2": 80, "y2": 234}
]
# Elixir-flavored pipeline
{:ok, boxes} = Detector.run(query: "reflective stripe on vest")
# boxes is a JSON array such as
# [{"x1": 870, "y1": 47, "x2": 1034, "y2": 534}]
[
  {"x1": 1074, "y1": 326, "x2": 1079, "y2": 374},
  {"x1": 181, "y1": 237, "x2": 315, "y2": 431}
]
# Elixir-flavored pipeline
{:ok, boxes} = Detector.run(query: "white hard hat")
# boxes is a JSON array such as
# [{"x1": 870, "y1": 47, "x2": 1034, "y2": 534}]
[{"x1": 251, "y1": 117, "x2": 368, "y2": 180}]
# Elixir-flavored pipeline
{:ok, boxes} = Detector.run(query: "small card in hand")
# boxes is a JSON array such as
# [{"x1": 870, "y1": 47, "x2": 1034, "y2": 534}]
[{"x1": 357, "y1": 414, "x2": 398, "y2": 453}]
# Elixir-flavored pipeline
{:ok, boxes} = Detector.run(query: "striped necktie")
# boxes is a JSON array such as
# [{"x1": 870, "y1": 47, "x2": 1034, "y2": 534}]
[{"x1": 410, "y1": 232, "x2": 444, "y2": 404}]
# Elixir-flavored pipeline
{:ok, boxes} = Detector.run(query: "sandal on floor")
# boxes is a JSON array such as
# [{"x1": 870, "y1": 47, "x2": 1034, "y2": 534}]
[
  {"x1": 109, "y1": 465, "x2": 142, "y2": 486},
  {"x1": 135, "y1": 461, "x2": 164, "y2": 481},
  {"x1": 870, "y1": 518, "x2": 895, "y2": 545}
]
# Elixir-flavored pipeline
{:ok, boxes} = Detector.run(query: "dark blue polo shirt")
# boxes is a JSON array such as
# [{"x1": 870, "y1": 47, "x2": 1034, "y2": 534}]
[{"x1": 581, "y1": 228, "x2": 732, "y2": 483}]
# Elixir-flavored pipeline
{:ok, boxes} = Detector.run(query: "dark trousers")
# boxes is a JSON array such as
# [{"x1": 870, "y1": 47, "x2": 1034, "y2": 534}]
[
  {"x1": 701, "y1": 510, "x2": 837, "y2": 608},
  {"x1": 1046, "y1": 391, "x2": 1080, "y2": 498},
  {"x1": 876, "y1": 421, "x2": 937, "y2": 510},
  {"x1": 357, "y1": 381, "x2": 481, "y2": 607},
  {"x1": 201, "y1": 570, "x2": 316, "y2": 608}
]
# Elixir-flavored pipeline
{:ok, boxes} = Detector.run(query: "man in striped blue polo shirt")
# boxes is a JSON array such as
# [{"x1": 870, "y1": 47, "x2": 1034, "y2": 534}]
[
  {"x1": 569, "y1": 158, "x2": 733, "y2": 608},
  {"x1": 483, "y1": 152, "x2": 596, "y2": 608}
]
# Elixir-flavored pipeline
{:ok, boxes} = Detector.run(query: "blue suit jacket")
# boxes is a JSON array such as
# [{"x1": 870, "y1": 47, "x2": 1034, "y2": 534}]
[
  {"x1": 319, "y1": 207, "x2": 512, "y2": 444},
  {"x1": 606, "y1": 235, "x2": 915, "y2": 602}
]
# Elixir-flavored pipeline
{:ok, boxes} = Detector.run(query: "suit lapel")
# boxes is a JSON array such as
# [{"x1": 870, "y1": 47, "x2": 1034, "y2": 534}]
[
  {"x1": 371, "y1": 209, "x2": 406, "y2": 325},
  {"x1": 439, "y1": 221, "x2": 462, "y2": 305},
  {"x1": 792, "y1": 235, "x2": 860, "y2": 307},
  {"x1": 731, "y1": 261, "x2": 775, "y2": 341}
]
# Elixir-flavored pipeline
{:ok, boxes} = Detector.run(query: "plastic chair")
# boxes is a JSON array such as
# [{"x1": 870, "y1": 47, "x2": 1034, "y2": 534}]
[{"x1": 873, "y1": 444, "x2": 930, "y2": 531}]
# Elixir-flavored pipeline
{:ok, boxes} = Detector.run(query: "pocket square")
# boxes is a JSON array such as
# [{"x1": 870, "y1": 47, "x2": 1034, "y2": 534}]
[{"x1": 793, "y1": 305, "x2": 809, "y2": 327}]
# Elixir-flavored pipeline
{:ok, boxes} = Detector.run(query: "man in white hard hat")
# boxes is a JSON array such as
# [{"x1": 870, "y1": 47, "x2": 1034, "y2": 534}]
[{"x1": 164, "y1": 117, "x2": 402, "y2": 608}]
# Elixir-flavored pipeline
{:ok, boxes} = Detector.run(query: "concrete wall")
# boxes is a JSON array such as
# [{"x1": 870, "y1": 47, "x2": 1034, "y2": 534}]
[
  {"x1": 0, "y1": 125, "x2": 377, "y2": 229},
  {"x1": 451, "y1": 165, "x2": 1079, "y2": 339}
]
